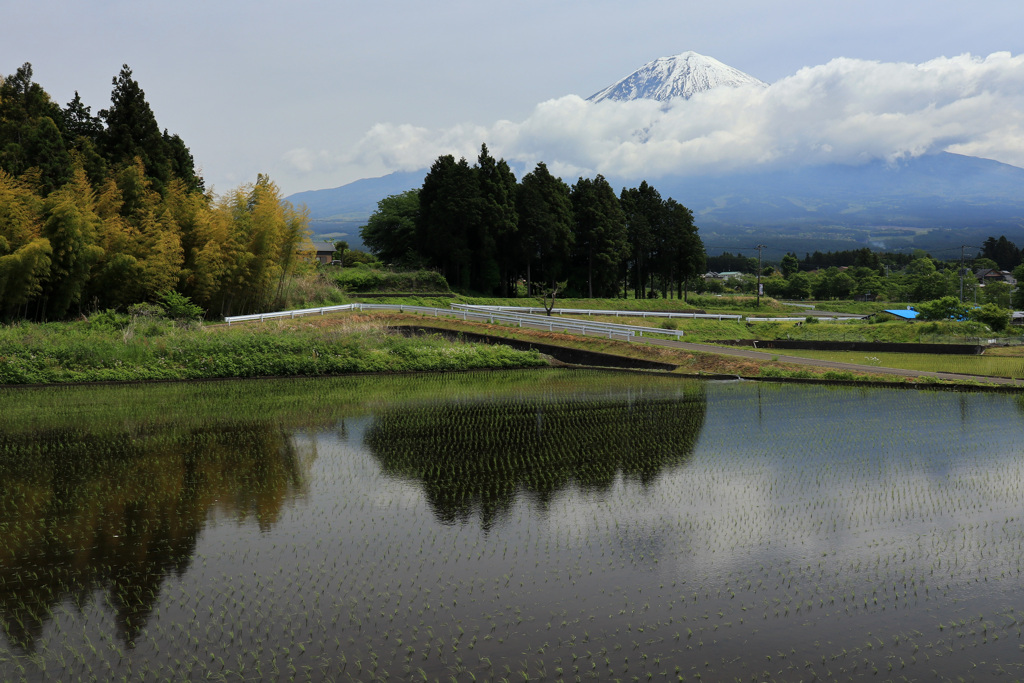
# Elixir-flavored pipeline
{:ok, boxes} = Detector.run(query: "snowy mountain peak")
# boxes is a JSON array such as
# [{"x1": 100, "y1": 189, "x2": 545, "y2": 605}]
[{"x1": 587, "y1": 51, "x2": 767, "y2": 103}]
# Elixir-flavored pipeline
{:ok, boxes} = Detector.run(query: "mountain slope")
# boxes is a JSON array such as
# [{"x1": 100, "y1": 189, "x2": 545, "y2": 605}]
[
  {"x1": 287, "y1": 170, "x2": 424, "y2": 220},
  {"x1": 587, "y1": 51, "x2": 767, "y2": 102}
]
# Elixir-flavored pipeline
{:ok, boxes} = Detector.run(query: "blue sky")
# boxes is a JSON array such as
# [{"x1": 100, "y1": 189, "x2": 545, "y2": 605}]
[{"x1": 4, "y1": 0, "x2": 1024, "y2": 195}]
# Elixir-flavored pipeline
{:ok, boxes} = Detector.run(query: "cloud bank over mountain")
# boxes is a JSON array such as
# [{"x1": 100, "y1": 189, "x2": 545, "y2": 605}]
[{"x1": 299, "y1": 52, "x2": 1024, "y2": 183}]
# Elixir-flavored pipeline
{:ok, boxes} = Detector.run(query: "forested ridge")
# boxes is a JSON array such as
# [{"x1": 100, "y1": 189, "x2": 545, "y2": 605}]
[
  {"x1": 361, "y1": 145, "x2": 707, "y2": 300},
  {"x1": 0, "y1": 63, "x2": 311, "y2": 320}
]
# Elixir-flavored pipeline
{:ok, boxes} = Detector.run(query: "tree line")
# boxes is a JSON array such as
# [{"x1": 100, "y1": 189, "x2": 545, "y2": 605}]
[
  {"x1": 0, "y1": 63, "x2": 310, "y2": 320},
  {"x1": 360, "y1": 145, "x2": 706, "y2": 300}
]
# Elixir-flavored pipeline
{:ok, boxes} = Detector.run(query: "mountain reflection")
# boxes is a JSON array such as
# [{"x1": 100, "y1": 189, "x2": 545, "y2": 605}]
[
  {"x1": 0, "y1": 422, "x2": 308, "y2": 652},
  {"x1": 366, "y1": 384, "x2": 707, "y2": 529}
]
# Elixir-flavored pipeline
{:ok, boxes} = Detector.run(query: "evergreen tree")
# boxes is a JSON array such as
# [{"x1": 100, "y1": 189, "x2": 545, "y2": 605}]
[
  {"x1": 981, "y1": 235, "x2": 1021, "y2": 271},
  {"x1": 476, "y1": 144, "x2": 518, "y2": 296},
  {"x1": 99, "y1": 65, "x2": 171, "y2": 189},
  {"x1": 571, "y1": 175, "x2": 628, "y2": 298},
  {"x1": 0, "y1": 63, "x2": 72, "y2": 194},
  {"x1": 417, "y1": 155, "x2": 480, "y2": 291},
  {"x1": 516, "y1": 162, "x2": 573, "y2": 295},
  {"x1": 663, "y1": 198, "x2": 704, "y2": 301},
  {"x1": 620, "y1": 182, "x2": 663, "y2": 298},
  {"x1": 62, "y1": 91, "x2": 103, "y2": 141}
]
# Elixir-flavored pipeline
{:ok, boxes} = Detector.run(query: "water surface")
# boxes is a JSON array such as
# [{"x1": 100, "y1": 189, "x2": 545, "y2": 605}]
[{"x1": 1, "y1": 371, "x2": 1022, "y2": 681}]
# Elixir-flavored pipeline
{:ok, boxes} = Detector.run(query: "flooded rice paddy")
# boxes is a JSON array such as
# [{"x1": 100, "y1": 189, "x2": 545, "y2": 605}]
[{"x1": 1, "y1": 369, "x2": 1024, "y2": 681}]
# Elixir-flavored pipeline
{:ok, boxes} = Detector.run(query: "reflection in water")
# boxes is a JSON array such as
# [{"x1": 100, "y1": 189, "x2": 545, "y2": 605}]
[
  {"x1": 366, "y1": 384, "x2": 707, "y2": 529},
  {"x1": 0, "y1": 422, "x2": 308, "y2": 652}
]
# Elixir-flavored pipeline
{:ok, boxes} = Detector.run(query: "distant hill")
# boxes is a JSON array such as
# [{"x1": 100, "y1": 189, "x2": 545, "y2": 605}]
[
  {"x1": 621, "y1": 153, "x2": 1024, "y2": 258},
  {"x1": 288, "y1": 170, "x2": 424, "y2": 220},
  {"x1": 287, "y1": 170, "x2": 424, "y2": 252},
  {"x1": 288, "y1": 153, "x2": 1024, "y2": 258}
]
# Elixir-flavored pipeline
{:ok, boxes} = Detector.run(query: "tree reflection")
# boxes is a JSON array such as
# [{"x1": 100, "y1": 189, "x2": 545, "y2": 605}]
[
  {"x1": 366, "y1": 384, "x2": 706, "y2": 529},
  {"x1": 0, "y1": 423, "x2": 308, "y2": 652}
]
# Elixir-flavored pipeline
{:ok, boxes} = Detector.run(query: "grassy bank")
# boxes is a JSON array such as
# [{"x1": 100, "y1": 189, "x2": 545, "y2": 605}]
[{"x1": 0, "y1": 315, "x2": 545, "y2": 385}]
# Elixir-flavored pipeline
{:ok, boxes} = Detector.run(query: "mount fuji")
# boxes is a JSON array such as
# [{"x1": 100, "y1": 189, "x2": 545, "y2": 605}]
[
  {"x1": 587, "y1": 51, "x2": 767, "y2": 102},
  {"x1": 288, "y1": 52, "x2": 1024, "y2": 256}
]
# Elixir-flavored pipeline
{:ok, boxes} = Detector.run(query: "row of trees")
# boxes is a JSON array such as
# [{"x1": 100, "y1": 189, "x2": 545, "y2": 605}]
[
  {"x1": 710, "y1": 254, "x2": 1023, "y2": 307},
  {"x1": 361, "y1": 145, "x2": 706, "y2": 299},
  {"x1": 0, "y1": 63, "x2": 311, "y2": 320}
]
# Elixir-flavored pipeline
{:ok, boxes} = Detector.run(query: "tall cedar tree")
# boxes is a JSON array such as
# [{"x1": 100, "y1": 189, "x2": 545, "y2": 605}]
[
  {"x1": 0, "y1": 63, "x2": 71, "y2": 194},
  {"x1": 620, "y1": 182, "x2": 663, "y2": 298},
  {"x1": 664, "y1": 198, "x2": 705, "y2": 301},
  {"x1": 417, "y1": 155, "x2": 480, "y2": 291},
  {"x1": 100, "y1": 65, "x2": 203, "y2": 194},
  {"x1": 516, "y1": 162, "x2": 574, "y2": 295},
  {"x1": 570, "y1": 176, "x2": 629, "y2": 298},
  {"x1": 476, "y1": 144, "x2": 518, "y2": 296}
]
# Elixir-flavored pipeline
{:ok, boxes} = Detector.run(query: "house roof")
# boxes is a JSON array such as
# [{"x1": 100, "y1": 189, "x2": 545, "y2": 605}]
[
  {"x1": 312, "y1": 241, "x2": 337, "y2": 253},
  {"x1": 883, "y1": 308, "x2": 920, "y2": 320}
]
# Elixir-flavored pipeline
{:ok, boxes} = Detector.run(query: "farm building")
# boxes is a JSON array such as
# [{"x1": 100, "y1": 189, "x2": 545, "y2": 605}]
[{"x1": 311, "y1": 241, "x2": 338, "y2": 264}]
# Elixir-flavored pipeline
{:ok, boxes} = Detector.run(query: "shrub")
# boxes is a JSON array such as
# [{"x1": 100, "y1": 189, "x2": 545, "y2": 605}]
[
  {"x1": 968, "y1": 303, "x2": 1011, "y2": 332},
  {"x1": 89, "y1": 309, "x2": 131, "y2": 331},
  {"x1": 158, "y1": 291, "x2": 205, "y2": 321},
  {"x1": 916, "y1": 296, "x2": 968, "y2": 321}
]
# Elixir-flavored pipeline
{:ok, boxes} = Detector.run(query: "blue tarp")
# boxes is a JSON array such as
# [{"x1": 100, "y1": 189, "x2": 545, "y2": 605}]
[{"x1": 884, "y1": 309, "x2": 920, "y2": 320}]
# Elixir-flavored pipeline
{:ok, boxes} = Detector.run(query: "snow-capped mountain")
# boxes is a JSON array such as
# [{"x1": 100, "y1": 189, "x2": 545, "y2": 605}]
[{"x1": 587, "y1": 51, "x2": 767, "y2": 103}]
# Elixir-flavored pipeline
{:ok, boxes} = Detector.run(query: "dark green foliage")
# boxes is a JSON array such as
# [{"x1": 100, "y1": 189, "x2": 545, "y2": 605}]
[
  {"x1": 811, "y1": 267, "x2": 856, "y2": 300},
  {"x1": 99, "y1": 65, "x2": 173, "y2": 191},
  {"x1": 967, "y1": 302, "x2": 1011, "y2": 331},
  {"x1": 571, "y1": 175, "x2": 628, "y2": 298},
  {"x1": 360, "y1": 190, "x2": 421, "y2": 266},
  {"x1": 0, "y1": 63, "x2": 71, "y2": 194},
  {"x1": 517, "y1": 162, "x2": 574, "y2": 295},
  {"x1": 620, "y1": 181, "x2": 661, "y2": 298},
  {"x1": 786, "y1": 271, "x2": 812, "y2": 299},
  {"x1": 981, "y1": 235, "x2": 1021, "y2": 271},
  {"x1": 418, "y1": 155, "x2": 480, "y2": 291},
  {"x1": 917, "y1": 296, "x2": 969, "y2": 321},
  {"x1": 476, "y1": 144, "x2": 519, "y2": 296},
  {"x1": 407, "y1": 146, "x2": 708, "y2": 300},
  {"x1": 780, "y1": 253, "x2": 800, "y2": 277},
  {"x1": 158, "y1": 290, "x2": 204, "y2": 320},
  {"x1": 62, "y1": 91, "x2": 103, "y2": 141}
]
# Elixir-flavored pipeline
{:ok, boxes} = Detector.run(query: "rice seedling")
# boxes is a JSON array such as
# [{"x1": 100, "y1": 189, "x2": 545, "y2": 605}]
[{"x1": 0, "y1": 371, "x2": 1023, "y2": 681}]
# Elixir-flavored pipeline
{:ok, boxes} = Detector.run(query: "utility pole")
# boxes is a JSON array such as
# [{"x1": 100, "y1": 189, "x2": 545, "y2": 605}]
[{"x1": 755, "y1": 244, "x2": 767, "y2": 307}]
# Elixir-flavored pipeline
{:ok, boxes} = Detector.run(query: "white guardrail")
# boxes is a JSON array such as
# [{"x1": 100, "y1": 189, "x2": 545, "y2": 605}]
[
  {"x1": 456, "y1": 305, "x2": 742, "y2": 321},
  {"x1": 223, "y1": 304, "x2": 857, "y2": 330},
  {"x1": 448, "y1": 304, "x2": 685, "y2": 339},
  {"x1": 225, "y1": 302, "x2": 692, "y2": 341}
]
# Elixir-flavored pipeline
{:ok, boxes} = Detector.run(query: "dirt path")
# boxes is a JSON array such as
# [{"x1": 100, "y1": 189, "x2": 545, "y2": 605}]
[{"x1": 641, "y1": 338, "x2": 1024, "y2": 386}]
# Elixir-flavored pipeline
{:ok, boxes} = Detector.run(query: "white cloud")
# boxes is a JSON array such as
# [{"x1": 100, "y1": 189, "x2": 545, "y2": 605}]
[{"x1": 342, "y1": 52, "x2": 1024, "y2": 180}]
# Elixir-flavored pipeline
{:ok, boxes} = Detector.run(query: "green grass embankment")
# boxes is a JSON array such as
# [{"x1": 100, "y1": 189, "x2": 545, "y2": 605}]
[{"x1": 0, "y1": 315, "x2": 545, "y2": 385}]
